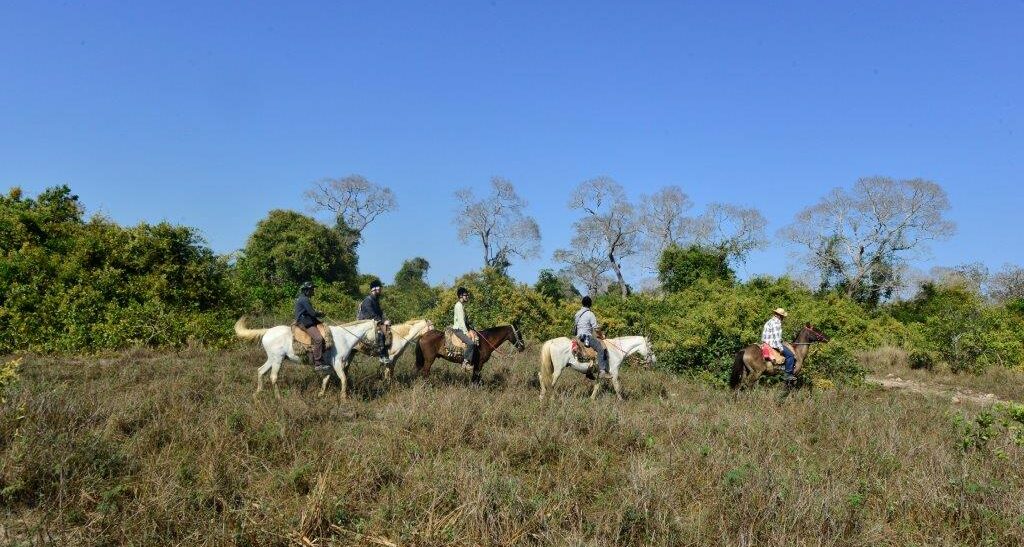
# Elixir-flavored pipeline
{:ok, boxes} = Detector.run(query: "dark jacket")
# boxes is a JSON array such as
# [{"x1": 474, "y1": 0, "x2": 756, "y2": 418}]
[
  {"x1": 294, "y1": 294, "x2": 322, "y2": 328},
  {"x1": 357, "y1": 294, "x2": 386, "y2": 322}
]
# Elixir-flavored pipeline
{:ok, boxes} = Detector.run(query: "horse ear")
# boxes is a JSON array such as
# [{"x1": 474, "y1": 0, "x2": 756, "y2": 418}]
[{"x1": 805, "y1": 322, "x2": 812, "y2": 328}]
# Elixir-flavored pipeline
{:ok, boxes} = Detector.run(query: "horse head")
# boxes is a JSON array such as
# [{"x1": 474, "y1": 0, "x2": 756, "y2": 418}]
[
  {"x1": 640, "y1": 336, "x2": 657, "y2": 367},
  {"x1": 510, "y1": 323, "x2": 526, "y2": 352},
  {"x1": 800, "y1": 323, "x2": 829, "y2": 344}
]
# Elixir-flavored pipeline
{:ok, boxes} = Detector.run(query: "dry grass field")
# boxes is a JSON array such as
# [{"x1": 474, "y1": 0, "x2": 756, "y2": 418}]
[{"x1": 1, "y1": 345, "x2": 1022, "y2": 546}]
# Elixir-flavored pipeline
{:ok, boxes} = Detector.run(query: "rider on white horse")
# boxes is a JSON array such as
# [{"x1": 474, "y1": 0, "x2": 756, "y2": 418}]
[
  {"x1": 575, "y1": 296, "x2": 610, "y2": 379},
  {"x1": 357, "y1": 279, "x2": 391, "y2": 364},
  {"x1": 295, "y1": 281, "x2": 328, "y2": 373}
]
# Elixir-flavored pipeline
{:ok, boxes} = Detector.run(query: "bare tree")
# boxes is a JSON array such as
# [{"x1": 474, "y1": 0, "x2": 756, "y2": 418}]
[
  {"x1": 781, "y1": 176, "x2": 955, "y2": 305},
  {"x1": 560, "y1": 177, "x2": 640, "y2": 297},
  {"x1": 990, "y1": 264, "x2": 1024, "y2": 303},
  {"x1": 930, "y1": 262, "x2": 989, "y2": 294},
  {"x1": 638, "y1": 186, "x2": 765, "y2": 271},
  {"x1": 639, "y1": 185, "x2": 692, "y2": 264},
  {"x1": 454, "y1": 177, "x2": 541, "y2": 270},
  {"x1": 553, "y1": 238, "x2": 614, "y2": 296},
  {"x1": 304, "y1": 175, "x2": 397, "y2": 241},
  {"x1": 690, "y1": 203, "x2": 767, "y2": 263}
]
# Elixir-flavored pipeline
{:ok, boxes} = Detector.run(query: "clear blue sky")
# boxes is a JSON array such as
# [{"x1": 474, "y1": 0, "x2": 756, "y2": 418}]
[{"x1": 2, "y1": 1, "x2": 1021, "y2": 287}]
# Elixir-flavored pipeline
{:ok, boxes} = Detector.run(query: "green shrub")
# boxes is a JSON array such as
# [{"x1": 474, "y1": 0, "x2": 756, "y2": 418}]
[{"x1": 908, "y1": 350, "x2": 937, "y2": 370}]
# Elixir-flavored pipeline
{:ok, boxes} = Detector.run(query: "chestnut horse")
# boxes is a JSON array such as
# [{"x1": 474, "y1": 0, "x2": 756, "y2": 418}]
[
  {"x1": 414, "y1": 324, "x2": 525, "y2": 383},
  {"x1": 729, "y1": 323, "x2": 829, "y2": 390}
]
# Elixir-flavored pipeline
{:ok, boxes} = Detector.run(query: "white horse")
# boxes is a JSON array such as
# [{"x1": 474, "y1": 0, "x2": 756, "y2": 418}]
[
  {"x1": 234, "y1": 318, "x2": 375, "y2": 399},
  {"x1": 234, "y1": 317, "x2": 432, "y2": 399},
  {"x1": 538, "y1": 336, "x2": 656, "y2": 401}
]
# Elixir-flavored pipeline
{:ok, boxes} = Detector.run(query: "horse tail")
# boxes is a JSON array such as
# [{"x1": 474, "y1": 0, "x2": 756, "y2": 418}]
[
  {"x1": 539, "y1": 340, "x2": 554, "y2": 391},
  {"x1": 234, "y1": 317, "x2": 270, "y2": 341},
  {"x1": 729, "y1": 349, "x2": 746, "y2": 389}
]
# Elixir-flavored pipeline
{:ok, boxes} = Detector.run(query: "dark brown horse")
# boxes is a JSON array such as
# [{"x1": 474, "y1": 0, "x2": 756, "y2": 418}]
[
  {"x1": 414, "y1": 324, "x2": 525, "y2": 382},
  {"x1": 729, "y1": 323, "x2": 829, "y2": 390}
]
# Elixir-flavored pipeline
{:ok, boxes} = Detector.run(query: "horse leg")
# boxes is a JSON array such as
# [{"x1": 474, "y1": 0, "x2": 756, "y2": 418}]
[
  {"x1": 590, "y1": 380, "x2": 601, "y2": 400},
  {"x1": 611, "y1": 375, "x2": 624, "y2": 401},
  {"x1": 255, "y1": 358, "x2": 274, "y2": 397},
  {"x1": 420, "y1": 356, "x2": 435, "y2": 378},
  {"x1": 270, "y1": 361, "x2": 282, "y2": 400},
  {"x1": 551, "y1": 362, "x2": 565, "y2": 389},
  {"x1": 340, "y1": 360, "x2": 351, "y2": 399},
  {"x1": 746, "y1": 368, "x2": 763, "y2": 390}
]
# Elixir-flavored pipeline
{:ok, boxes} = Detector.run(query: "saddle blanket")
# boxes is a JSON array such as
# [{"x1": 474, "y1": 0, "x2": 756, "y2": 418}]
[
  {"x1": 760, "y1": 343, "x2": 789, "y2": 366},
  {"x1": 291, "y1": 323, "x2": 334, "y2": 356},
  {"x1": 571, "y1": 338, "x2": 598, "y2": 361}
]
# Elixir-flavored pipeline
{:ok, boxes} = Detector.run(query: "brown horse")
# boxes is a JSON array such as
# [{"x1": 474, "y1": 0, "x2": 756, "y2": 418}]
[
  {"x1": 414, "y1": 324, "x2": 525, "y2": 383},
  {"x1": 729, "y1": 323, "x2": 829, "y2": 390}
]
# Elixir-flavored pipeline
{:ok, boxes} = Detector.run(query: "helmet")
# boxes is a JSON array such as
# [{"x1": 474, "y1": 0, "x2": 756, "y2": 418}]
[
  {"x1": 457, "y1": 287, "x2": 470, "y2": 297},
  {"x1": 369, "y1": 279, "x2": 383, "y2": 290},
  {"x1": 300, "y1": 281, "x2": 315, "y2": 294},
  {"x1": 581, "y1": 295, "x2": 592, "y2": 307}
]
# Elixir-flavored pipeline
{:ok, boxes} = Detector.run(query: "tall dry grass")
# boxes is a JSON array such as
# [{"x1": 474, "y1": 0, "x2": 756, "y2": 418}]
[{"x1": 1, "y1": 346, "x2": 1022, "y2": 546}]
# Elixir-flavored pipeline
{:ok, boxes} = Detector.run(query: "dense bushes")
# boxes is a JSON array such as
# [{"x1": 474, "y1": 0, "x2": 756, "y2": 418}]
[
  {"x1": 0, "y1": 187, "x2": 241, "y2": 352},
  {"x1": 2, "y1": 185, "x2": 1023, "y2": 380}
]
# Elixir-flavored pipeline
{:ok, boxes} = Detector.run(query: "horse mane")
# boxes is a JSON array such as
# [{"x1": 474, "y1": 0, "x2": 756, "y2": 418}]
[{"x1": 391, "y1": 318, "x2": 428, "y2": 338}]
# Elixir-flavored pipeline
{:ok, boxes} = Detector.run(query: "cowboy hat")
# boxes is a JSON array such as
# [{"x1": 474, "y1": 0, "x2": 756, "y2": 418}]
[{"x1": 773, "y1": 307, "x2": 788, "y2": 317}]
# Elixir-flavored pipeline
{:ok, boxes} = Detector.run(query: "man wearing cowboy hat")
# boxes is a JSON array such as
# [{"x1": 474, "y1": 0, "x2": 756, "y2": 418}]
[{"x1": 762, "y1": 307, "x2": 796, "y2": 382}]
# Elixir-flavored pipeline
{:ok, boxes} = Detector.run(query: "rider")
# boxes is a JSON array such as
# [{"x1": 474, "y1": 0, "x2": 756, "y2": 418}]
[
  {"x1": 295, "y1": 281, "x2": 328, "y2": 373},
  {"x1": 452, "y1": 287, "x2": 478, "y2": 372},
  {"x1": 762, "y1": 307, "x2": 796, "y2": 382},
  {"x1": 575, "y1": 295, "x2": 610, "y2": 379},
  {"x1": 357, "y1": 279, "x2": 391, "y2": 364}
]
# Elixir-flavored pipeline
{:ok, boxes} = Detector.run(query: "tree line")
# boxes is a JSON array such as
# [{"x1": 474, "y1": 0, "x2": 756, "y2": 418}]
[{"x1": 2, "y1": 181, "x2": 1023, "y2": 382}]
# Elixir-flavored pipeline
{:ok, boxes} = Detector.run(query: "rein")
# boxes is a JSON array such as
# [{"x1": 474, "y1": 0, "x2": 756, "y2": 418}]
[
  {"x1": 602, "y1": 337, "x2": 653, "y2": 365},
  {"x1": 334, "y1": 322, "x2": 374, "y2": 343},
  {"x1": 472, "y1": 325, "x2": 520, "y2": 358}
]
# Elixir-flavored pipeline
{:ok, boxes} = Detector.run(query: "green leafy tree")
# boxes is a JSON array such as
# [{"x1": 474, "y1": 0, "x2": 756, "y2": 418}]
[
  {"x1": 658, "y1": 244, "x2": 735, "y2": 292},
  {"x1": 387, "y1": 258, "x2": 438, "y2": 322},
  {"x1": 534, "y1": 269, "x2": 579, "y2": 302},
  {"x1": 237, "y1": 210, "x2": 359, "y2": 297}
]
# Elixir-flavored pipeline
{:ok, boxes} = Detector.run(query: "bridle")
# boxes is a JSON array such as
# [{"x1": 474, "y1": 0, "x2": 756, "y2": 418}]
[{"x1": 510, "y1": 324, "x2": 525, "y2": 351}]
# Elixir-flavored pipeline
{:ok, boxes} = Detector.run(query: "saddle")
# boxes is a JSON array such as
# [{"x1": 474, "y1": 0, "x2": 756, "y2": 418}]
[
  {"x1": 443, "y1": 328, "x2": 478, "y2": 358},
  {"x1": 291, "y1": 323, "x2": 334, "y2": 356},
  {"x1": 571, "y1": 336, "x2": 601, "y2": 362},
  {"x1": 761, "y1": 342, "x2": 793, "y2": 366}
]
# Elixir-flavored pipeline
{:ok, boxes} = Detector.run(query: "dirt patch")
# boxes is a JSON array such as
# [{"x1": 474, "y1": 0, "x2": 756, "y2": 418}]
[{"x1": 866, "y1": 375, "x2": 1010, "y2": 406}]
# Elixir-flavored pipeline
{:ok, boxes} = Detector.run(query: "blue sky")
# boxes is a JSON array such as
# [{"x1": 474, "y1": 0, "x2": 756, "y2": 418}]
[{"x1": 2, "y1": 1, "x2": 1021, "y2": 287}]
